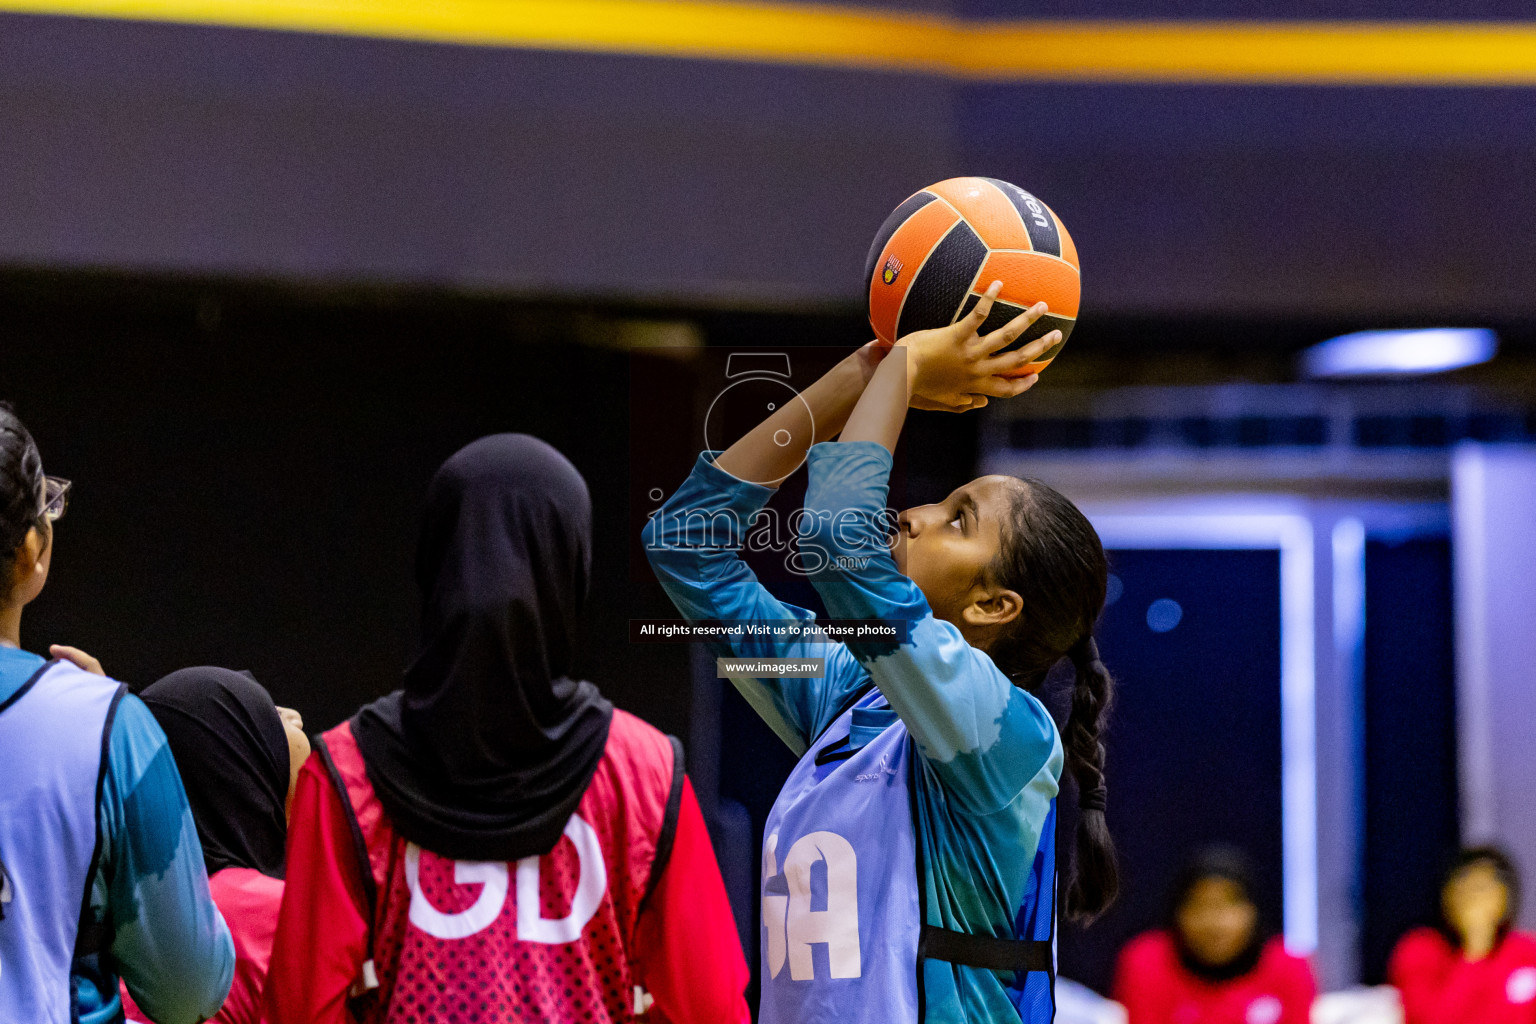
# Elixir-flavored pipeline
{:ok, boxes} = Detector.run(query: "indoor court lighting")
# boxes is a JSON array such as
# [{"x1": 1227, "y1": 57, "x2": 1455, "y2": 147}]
[{"x1": 1302, "y1": 328, "x2": 1498, "y2": 378}]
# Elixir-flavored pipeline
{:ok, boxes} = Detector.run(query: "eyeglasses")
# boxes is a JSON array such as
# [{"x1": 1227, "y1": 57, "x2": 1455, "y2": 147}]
[{"x1": 41, "y1": 476, "x2": 70, "y2": 523}]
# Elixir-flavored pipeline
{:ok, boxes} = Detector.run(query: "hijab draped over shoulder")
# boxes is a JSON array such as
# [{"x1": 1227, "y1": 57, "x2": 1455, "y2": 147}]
[{"x1": 352, "y1": 434, "x2": 614, "y2": 862}]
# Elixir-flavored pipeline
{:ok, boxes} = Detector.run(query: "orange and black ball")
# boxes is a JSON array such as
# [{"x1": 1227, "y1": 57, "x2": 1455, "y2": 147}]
[{"x1": 865, "y1": 177, "x2": 1080, "y2": 378}]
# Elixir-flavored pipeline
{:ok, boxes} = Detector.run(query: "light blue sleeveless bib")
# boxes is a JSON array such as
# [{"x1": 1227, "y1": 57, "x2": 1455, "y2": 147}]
[
  {"x1": 0, "y1": 661, "x2": 123, "y2": 1024},
  {"x1": 760, "y1": 688, "x2": 1057, "y2": 1024}
]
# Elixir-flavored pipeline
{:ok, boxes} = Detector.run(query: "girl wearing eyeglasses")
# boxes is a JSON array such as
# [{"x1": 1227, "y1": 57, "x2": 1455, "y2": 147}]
[{"x1": 0, "y1": 404, "x2": 234, "y2": 1024}]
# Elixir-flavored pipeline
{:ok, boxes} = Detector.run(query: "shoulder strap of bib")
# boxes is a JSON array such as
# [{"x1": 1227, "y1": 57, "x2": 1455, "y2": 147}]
[
  {"x1": 315, "y1": 734, "x2": 378, "y2": 923},
  {"x1": 908, "y1": 732, "x2": 1055, "y2": 1024},
  {"x1": 810, "y1": 681, "x2": 876, "y2": 751},
  {"x1": 75, "y1": 680, "x2": 127, "y2": 959},
  {"x1": 639, "y1": 735, "x2": 686, "y2": 912},
  {"x1": 313, "y1": 734, "x2": 382, "y2": 1002},
  {"x1": 0, "y1": 656, "x2": 53, "y2": 716}
]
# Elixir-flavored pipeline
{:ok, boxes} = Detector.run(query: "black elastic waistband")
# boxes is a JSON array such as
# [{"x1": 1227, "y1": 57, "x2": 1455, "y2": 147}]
[{"x1": 918, "y1": 924, "x2": 1054, "y2": 975}]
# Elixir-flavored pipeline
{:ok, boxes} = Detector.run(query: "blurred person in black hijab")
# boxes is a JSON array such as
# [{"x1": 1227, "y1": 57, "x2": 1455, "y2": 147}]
[
  {"x1": 1390, "y1": 847, "x2": 1536, "y2": 1024},
  {"x1": 122, "y1": 667, "x2": 310, "y2": 1024},
  {"x1": 1115, "y1": 846, "x2": 1316, "y2": 1024},
  {"x1": 268, "y1": 434, "x2": 749, "y2": 1024}
]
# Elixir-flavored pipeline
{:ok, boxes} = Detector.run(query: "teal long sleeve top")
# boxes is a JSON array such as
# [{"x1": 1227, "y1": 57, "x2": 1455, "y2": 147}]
[{"x1": 645, "y1": 442, "x2": 1062, "y2": 1022}]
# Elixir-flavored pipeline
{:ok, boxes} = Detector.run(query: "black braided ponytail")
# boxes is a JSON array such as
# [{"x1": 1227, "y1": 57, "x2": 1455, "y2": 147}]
[
  {"x1": 1064, "y1": 635, "x2": 1117, "y2": 920},
  {"x1": 987, "y1": 478, "x2": 1119, "y2": 923},
  {"x1": 0, "y1": 405, "x2": 44, "y2": 560}
]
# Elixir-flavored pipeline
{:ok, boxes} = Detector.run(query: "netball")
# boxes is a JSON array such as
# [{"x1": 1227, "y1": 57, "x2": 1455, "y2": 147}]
[{"x1": 865, "y1": 177, "x2": 1080, "y2": 378}]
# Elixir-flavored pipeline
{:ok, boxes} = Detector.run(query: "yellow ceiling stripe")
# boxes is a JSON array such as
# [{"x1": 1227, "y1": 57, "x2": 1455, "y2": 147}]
[
  {"x1": 2, "y1": 0, "x2": 1536, "y2": 85},
  {"x1": 965, "y1": 21, "x2": 1536, "y2": 84}
]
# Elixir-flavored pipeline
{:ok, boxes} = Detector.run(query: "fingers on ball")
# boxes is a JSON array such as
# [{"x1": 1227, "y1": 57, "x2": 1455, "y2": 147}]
[
  {"x1": 1017, "y1": 329, "x2": 1062, "y2": 363},
  {"x1": 967, "y1": 281, "x2": 1006, "y2": 324}
]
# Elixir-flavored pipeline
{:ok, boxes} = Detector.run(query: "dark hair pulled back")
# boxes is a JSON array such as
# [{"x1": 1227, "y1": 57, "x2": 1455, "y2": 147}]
[
  {"x1": 988, "y1": 478, "x2": 1119, "y2": 922},
  {"x1": 0, "y1": 404, "x2": 44, "y2": 557}
]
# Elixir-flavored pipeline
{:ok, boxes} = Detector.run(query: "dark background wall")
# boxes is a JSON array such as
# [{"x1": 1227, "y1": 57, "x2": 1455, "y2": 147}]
[
  {"x1": 3, "y1": 9, "x2": 1535, "y2": 320},
  {"x1": 0, "y1": 0, "x2": 1514, "y2": 1004},
  {"x1": 0, "y1": 277, "x2": 713, "y2": 736}
]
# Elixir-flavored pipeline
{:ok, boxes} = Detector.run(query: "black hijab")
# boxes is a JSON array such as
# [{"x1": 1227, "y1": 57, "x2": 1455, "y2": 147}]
[
  {"x1": 352, "y1": 434, "x2": 614, "y2": 862},
  {"x1": 1170, "y1": 845, "x2": 1268, "y2": 982},
  {"x1": 141, "y1": 667, "x2": 291, "y2": 879}
]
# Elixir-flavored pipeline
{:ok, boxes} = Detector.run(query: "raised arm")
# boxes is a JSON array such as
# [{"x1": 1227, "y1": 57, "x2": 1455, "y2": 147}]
[
  {"x1": 645, "y1": 454, "x2": 867, "y2": 754},
  {"x1": 646, "y1": 346, "x2": 906, "y2": 751},
  {"x1": 801, "y1": 288, "x2": 1067, "y2": 812},
  {"x1": 711, "y1": 339, "x2": 985, "y2": 487}
]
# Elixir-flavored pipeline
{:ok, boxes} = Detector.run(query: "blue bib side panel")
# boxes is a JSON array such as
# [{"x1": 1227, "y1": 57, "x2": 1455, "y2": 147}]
[
  {"x1": 0, "y1": 662, "x2": 122, "y2": 1024},
  {"x1": 913, "y1": 783, "x2": 1058, "y2": 1024},
  {"x1": 1007, "y1": 799, "x2": 1057, "y2": 1022}
]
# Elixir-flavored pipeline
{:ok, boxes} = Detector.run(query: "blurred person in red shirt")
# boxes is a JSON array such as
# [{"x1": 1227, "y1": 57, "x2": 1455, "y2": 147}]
[
  {"x1": 1114, "y1": 846, "x2": 1315, "y2": 1024},
  {"x1": 265, "y1": 435, "x2": 749, "y2": 1024},
  {"x1": 1390, "y1": 846, "x2": 1536, "y2": 1024}
]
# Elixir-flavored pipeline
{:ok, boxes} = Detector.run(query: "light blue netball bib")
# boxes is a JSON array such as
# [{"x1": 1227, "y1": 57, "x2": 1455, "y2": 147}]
[
  {"x1": 0, "y1": 661, "x2": 122, "y2": 1024},
  {"x1": 760, "y1": 689, "x2": 922, "y2": 1024},
  {"x1": 759, "y1": 689, "x2": 1056, "y2": 1024}
]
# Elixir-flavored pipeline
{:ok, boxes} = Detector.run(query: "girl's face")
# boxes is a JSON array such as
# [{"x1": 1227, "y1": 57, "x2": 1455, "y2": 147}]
[
  {"x1": 1176, "y1": 877, "x2": 1258, "y2": 968},
  {"x1": 893, "y1": 475, "x2": 1023, "y2": 629},
  {"x1": 1443, "y1": 861, "x2": 1509, "y2": 943}
]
